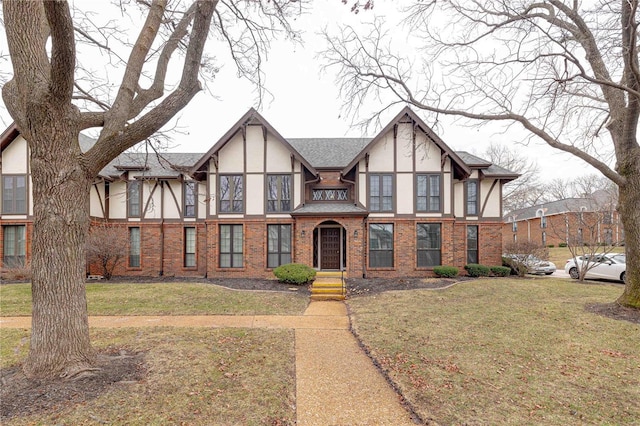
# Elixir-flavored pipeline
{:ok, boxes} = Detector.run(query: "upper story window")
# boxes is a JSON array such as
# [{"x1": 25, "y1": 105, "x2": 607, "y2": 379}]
[
  {"x1": 2, "y1": 175, "x2": 27, "y2": 214},
  {"x1": 267, "y1": 175, "x2": 291, "y2": 212},
  {"x1": 466, "y1": 180, "x2": 478, "y2": 216},
  {"x1": 512, "y1": 221, "x2": 518, "y2": 232},
  {"x1": 312, "y1": 188, "x2": 348, "y2": 202},
  {"x1": 540, "y1": 216, "x2": 547, "y2": 228},
  {"x1": 127, "y1": 181, "x2": 141, "y2": 217},
  {"x1": 184, "y1": 182, "x2": 197, "y2": 218},
  {"x1": 417, "y1": 174, "x2": 441, "y2": 212},
  {"x1": 369, "y1": 174, "x2": 393, "y2": 212},
  {"x1": 219, "y1": 175, "x2": 243, "y2": 213}
]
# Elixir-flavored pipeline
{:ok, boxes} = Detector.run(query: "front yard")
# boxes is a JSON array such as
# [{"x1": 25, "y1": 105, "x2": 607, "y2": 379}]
[
  {"x1": 347, "y1": 277, "x2": 639, "y2": 425},
  {"x1": 1, "y1": 278, "x2": 638, "y2": 424}
]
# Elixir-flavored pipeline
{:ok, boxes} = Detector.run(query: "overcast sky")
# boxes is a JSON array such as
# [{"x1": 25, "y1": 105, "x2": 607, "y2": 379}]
[{"x1": 0, "y1": 0, "x2": 600, "y2": 182}]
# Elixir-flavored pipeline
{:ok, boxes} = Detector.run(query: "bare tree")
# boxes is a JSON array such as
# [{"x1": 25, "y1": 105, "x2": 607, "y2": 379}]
[
  {"x1": 2, "y1": 0, "x2": 301, "y2": 379},
  {"x1": 322, "y1": 0, "x2": 640, "y2": 308},
  {"x1": 86, "y1": 224, "x2": 128, "y2": 280},
  {"x1": 480, "y1": 142, "x2": 543, "y2": 213},
  {"x1": 503, "y1": 241, "x2": 550, "y2": 277}
]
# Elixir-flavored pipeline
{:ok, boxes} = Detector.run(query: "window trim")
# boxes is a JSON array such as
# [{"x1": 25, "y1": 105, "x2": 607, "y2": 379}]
[
  {"x1": 183, "y1": 181, "x2": 197, "y2": 218},
  {"x1": 465, "y1": 179, "x2": 479, "y2": 217},
  {"x1": 417, "y1": 223, "x2": 442, "y2": 268},
  {"x1": 2, "y1": 175, "x2": 27, "y2": 215},
  {"x1": 127, "y1": 180, "x2": 142, "y2": 218},
  {"x1": 267, "y1": 224, "x2": 292, "y2": 268},
  {"x1": 369, "y1": 174, "x2": 394, "y2": 212},
  {"x1": 368, "y1": 223, "x2": 394, "y2": 268},
  {"x1": 129, "y1": 227, "x2": 141, "y2": 268},
  {"x1": 184, "y1": 226, "x2": 197, "y2": 268},
  {"x1": 219, "y1": 224, "x2": 243, "y2": 268},
  {"x1": 416, "y1": 174, "x2": 442, "y2": 213},
  {"x1": 266, "y1": 174, "x2": 292, "y2": 213},
  {"x1": 219, "y1": 175, "x2": 244, "y2": 213}
]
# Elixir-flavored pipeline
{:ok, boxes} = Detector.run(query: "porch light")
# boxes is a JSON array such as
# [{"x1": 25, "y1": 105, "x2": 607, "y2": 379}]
[{"x1": 354, "y1": 230, "x2": 358, "y2": 238}]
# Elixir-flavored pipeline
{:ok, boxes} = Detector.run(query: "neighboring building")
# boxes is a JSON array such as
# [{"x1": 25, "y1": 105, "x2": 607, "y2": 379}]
[
  {"x1": 1, "y1": 107, "x2": 518, "y2": 278},
  {"x1": 503, "y1": 192, "x2": 623, "y2": 248}
]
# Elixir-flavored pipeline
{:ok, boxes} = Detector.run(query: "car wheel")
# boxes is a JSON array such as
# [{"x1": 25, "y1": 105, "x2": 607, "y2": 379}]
[
  {"x1": 569, "y1": 267, "x2": 579, "y2": 279},
  {"x1": 621, "y1": 272, "x2": 626, "y2": 283}
]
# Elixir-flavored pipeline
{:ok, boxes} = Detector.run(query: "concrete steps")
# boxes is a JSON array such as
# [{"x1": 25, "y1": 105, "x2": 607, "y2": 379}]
[{"x1": 310, "y1": 271, "x2": 346, "y2": 301}]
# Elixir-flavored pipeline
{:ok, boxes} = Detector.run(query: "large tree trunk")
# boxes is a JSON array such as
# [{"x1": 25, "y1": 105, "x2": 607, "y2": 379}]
[
  {"x1": 617, "y1": 165, "x2": 640, "y2": 308},
  {"x1": 23, "y1": 117, "x2": 96, "y2": 379}
]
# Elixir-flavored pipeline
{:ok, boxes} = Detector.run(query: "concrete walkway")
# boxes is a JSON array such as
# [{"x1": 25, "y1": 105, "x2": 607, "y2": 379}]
[{"x1": 0, "y1": 301, "x2": 416, "y2": 425}]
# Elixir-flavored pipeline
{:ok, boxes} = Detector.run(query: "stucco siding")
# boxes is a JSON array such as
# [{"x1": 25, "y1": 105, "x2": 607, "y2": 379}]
[
  {"x1": 108, "y1": 181, "x2": 127, "y2": 219},
  {"x1": 218, "y1": 133, "x2": 244, "y2": 173},
  {"x1": 481, "y1": 179, "x2": 502, "y2": 218},
  {"x1": 396, "y1": 124, "x2": 413, "y2": 172},
  {"x1": 165, "y1": 181, "x2": 182, "y2": 219},
  {"x1": 90, "y1": 184, "x2": 105, "y2": 218},
  {"x1": 266, "y1": 134, "x2": 291, "y2": 173},
  {"x1": 453, "y1": 181, "x2": 464, "y2": 218},
  {"x1": 246, "y1": 174, "x2": 264, "y2": 215},
  {"x1": 415, "y1": 132, "x2": 441, "y2": 171},
  {"x1": 396, "y1": 173, "x2": 414, "y2": 214},
  {"x1": 245, "y1": 125, "x2": 265, "y2": 173},
  {"x1": 2, "y1": 136, "x2": 28, "y2": 174},
  {"x1": 368, "y1": 132, "x2": 394, "y2": 172}
]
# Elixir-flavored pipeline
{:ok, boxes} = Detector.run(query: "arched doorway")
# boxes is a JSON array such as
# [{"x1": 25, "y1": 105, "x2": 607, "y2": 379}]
[{"x1": 312, "y1": 221, "x2": 346, "y2": 270}]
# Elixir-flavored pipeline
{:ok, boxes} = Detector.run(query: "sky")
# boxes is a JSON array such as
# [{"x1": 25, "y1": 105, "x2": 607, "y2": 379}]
[{"x1": 0, "y1": 0, "x2": 600, "y2": 182}]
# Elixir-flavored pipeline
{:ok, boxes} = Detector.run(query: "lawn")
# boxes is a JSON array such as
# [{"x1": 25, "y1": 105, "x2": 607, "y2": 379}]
[
  {"x1": 347, "y1": 278, "x2": 639, "y2": 425},
  {"x1": 1, "y1": 327, "x2": 296, "y2": 425},
  {"x1": 0, "y1": 282, "x2": 309, "y2": 316}
]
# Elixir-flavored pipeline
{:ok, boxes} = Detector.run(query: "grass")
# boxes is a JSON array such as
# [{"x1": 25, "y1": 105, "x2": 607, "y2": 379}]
[
  {"x1": 1, "y1": 327, "x2": 296, "y2": 425},
  {"x1": 0, "y1": 282, "x2": 309, "y2": 316},
  {"x1": 347, "y1": 278, "x2": 639, "y2": 425}
]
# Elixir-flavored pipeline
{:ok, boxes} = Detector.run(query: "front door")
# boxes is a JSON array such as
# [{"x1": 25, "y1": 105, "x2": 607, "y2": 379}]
[{"x1": 320, "y1": 228, "x2": 341, "y2": 270}]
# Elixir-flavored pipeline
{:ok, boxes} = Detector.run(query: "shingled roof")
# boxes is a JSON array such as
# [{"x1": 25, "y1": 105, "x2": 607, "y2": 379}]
[{"x1": 287, "y1": 138, "x2": 371, "y2": 169}]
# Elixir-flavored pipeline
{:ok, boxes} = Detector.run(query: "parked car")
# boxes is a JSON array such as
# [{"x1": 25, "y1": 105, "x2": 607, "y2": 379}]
[
  {"x1": 503, "y1": 254, "x2": 556, "y2": 275},
  {"x1": 564, "y1": 253, "x2": 626, "y2": 283}
]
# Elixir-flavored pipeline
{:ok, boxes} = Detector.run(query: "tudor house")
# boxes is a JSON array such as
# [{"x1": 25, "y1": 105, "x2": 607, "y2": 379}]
[{"x1": 0, "y1": 107, "x2": 518, "y2": 279}]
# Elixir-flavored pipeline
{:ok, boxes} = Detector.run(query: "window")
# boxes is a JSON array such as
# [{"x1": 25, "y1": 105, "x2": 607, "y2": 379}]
[
  {"x1": 541, "y1": 216, "x2": 547, "y2": 228},
  {"x1": 3, "y1": 225, "x2": 26, "y2": 267},
  {"x1": 603, "y1": 211, "x2": 613, "y2": 225},
  {"x1": 220, "y1": 224, "x2": 243, "y2": 268},
  {"x1": 604, "y1": 228, "x2": 613, "y2": 245},
  {"x1": 2, "y1": 175, "x2": 27, "y2": 214},
  {"x1": 467, "y1": 225, "x2": 478, "y2": 264},
  {"x1": 219, "y1": 175, "x2": 243, "y2": 213},
  {"x1": 184, "y1": 182, "x2": 197, "y2": 217},
  {"x1": 369, "y1": 224, "x2": 393, "y2": 267},
  {"x1": 417, "y1": 175, "x2": 441, "y2": 212},
  {"x1": 184, "y1": 227, "x2": 196, "y2": 267},
  {"x1": 512, "y1": 222, "x2": 518, "y2": 232},
  {"x1": 417, "y1": 223, "x2": 441, "y2": 267},
  {"x1": 542, "y1": 231, "x2": 546, "y2": 245},
  {"x1": 128, "y1": 181, "x2": 141, "y2": 217},
  {"x1": 267, "y1": 224, "x2": 292, "y2": 268},
  {"x1": 129, "y1": 227, "x2": 141, "y2": 267},
  {"x1": 466, "y1": 180, "x2": 478, "y2": 216},
  {"x1": 267, "y1": 175, "x2": 291, "y2": 212},
  {"x1": 369, "y1": 175, "x2": 393, "y2": 211}
]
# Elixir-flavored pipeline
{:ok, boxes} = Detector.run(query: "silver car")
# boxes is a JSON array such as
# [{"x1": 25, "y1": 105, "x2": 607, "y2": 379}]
[{"x1": 564, "y1": 253, "x2": 626, "y2": 283}]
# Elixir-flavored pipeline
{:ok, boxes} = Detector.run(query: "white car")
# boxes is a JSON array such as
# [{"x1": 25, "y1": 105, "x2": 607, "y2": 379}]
[{"x1": 564, "y1": 253, "x2": 626, "y2": 283}]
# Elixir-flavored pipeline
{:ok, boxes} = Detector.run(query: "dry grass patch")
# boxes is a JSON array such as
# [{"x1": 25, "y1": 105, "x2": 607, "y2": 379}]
[
  {"x1": 1, "y1": 327, "x2": 295, "y2": 425},
  {"x1": 0, "y1": 282, "x2": 308, "y2": 316},
  {"x1": 348, "y1": 278, "x2": 639, "y2": 425}
]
